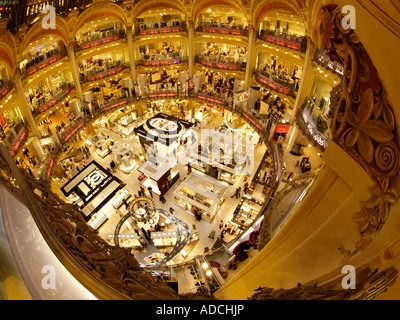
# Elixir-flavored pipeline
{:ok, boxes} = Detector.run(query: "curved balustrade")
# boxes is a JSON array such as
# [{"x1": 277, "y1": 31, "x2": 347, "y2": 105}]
[
  {"x1": 31, "y1": 83, "x2": 74, "y2": 117},
  {"x1": 258, "y1": 30, "x2": 307, "y2": 53},
  {"x1": 196, "y1": 22, "x2": 249, "y2": 37},
  {"x1": 21, "y1": 48, "x2": 67, "y2": 79},
  {"x1": 254, "y1": 70, "x2": 297, "y2": 98},
  {"x1": 6, "y1": 122, "x2": 28, "y2": 157},
  {"x1": 136, "y1": 57, "x2": 188, "y2": 67},
  {"x1": 80, "y1": 61, "x2": 129, "y2": 83},
  {"x1": 195, "y1": 55, "x2": 246, "y2": 71},
  {"x1": 74, "y1": 30, "x2": 127, "y2": 52},
  {"x1": 136, "y1": 23, "x2": 187, "y2": 36},
  {"x1": 313, "y1": 48, "x2": 344, "y2": 76},
  {"x1": 295, "y1": 102, "x2": 330, "y2": 152}
]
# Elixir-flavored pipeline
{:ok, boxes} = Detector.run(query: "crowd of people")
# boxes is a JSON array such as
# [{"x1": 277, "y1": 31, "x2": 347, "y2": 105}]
[
  {"x1": 139, "y1": 44, "x2": 185, "y2": 63},
  {"x1": 197, "y1": 72, "x2": 236, "y2": 101},
  {"x1": 199, "y1": 43, "x2": 247, "y2": 69},
  {"x1": 259, "y1": 92, "x2": 288, "y2": 122}
]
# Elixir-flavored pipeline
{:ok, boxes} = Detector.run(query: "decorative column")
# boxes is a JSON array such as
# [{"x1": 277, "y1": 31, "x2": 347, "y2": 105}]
[
  {"x1": 67, "y1": 44, "x2": 84, "y2": 101},
  {"x1": 290, "y1": 39, "x2": 314, "y2": 125},
  {"x1": 244, "y1": 24, "x2": 256, "y2": 90},
  {"x1": 15, "y1": 74, "x2": 41, "y2": 138},
  {"x1": 188, "y1": 19, "x2": 195, "y2": 78},
  {"x1": 127, "y1": 25, "x2": 137, "y2": 83}
]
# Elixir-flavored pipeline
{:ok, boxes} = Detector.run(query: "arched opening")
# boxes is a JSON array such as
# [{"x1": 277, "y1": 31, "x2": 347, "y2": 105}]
[
  {"x1": 19, "y1": 34, "x2": 68, "y2": 79},
  {"x1": 74, "y1": 16, "x2": 127, "y2": 52},
  {"x1": 134, "y1": 6, "x2": 188, "y2": 73}
]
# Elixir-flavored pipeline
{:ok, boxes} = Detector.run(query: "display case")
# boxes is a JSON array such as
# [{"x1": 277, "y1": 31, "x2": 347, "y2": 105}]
[
  {"x1": 88, "y1": 128, "x2": 117, "y2": 158},
  {"x1": 112, "y1": 141, "x2": 137, "y2": 174},
  {"x1": 111, "y1": 189, "x2": 131, "y2": 209},
  {"x1": 151, "y1": 230, "x2": 199, "y2": 248},
  {"x1": 173, "y1": 171, "x2": 227, "y2": 222},
  {"x1": 106, "y1": 233, "x2": 144, "y2": 248},
  {"x1": 88, "y1": 211, "x2": 108, "y2": 230},
  {"x1": 229, "y1": 196, "x2": 261, "y2": 234}
]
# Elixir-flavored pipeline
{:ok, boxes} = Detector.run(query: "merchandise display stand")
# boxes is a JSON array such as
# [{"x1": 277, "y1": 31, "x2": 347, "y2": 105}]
[
  {"x1": 174, "y1": 171, "x2": 227, "y2": 222},
  {"x1": 88, "y1": 128, "x2": 118, "y2": 158},
  {"x1": 228, "y1": 195, "x2": 262, "y2": 236}
]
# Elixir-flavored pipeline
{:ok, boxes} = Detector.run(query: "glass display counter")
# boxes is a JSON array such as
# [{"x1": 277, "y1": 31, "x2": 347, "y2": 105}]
[
  {"x1": 88, "y1": 128, "x2": 118, "y2": 158},
  {"x1": 173, "y1": 171, "x2": 227, "y2": 222},
  {"x1": 111, "y1": 189, "x2": 131, "y2": 209},
  {"x1": 228, "y1": 195, "x2": 262, "y2": 236},
  {"x1": 106, "y1": 233, "x2": 144, "y2": 248},
  {"x1": 151, "y1": 230, "x2": 199, "y2": 247},
  {"x1": 88, "y1": 212, "x2": 108, "y2": 230},
  {"x1": 112, "y1": 141, "x2": 136, "y2": 174}
]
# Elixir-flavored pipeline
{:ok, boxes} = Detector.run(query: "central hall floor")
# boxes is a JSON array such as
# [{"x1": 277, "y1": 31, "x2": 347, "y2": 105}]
[{"x1": 50, "y1": 109, "x2": 325, "y2": 286}]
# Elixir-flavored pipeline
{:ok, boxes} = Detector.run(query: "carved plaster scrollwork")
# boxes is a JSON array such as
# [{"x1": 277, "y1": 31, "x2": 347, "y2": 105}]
[{"x1": 319, "y1": 6, "x2": 400, "y2": 256}]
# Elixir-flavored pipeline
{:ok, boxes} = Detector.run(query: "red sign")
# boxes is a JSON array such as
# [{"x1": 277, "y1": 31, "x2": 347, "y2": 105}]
[{"x1": 274, "y1": 124, "x2": 290, "y2": 134}]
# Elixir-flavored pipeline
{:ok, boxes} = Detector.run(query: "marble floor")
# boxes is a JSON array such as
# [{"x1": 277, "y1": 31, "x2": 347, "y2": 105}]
[{"x1": 50, "y1": 108, "x2": 326, "y2": 289}]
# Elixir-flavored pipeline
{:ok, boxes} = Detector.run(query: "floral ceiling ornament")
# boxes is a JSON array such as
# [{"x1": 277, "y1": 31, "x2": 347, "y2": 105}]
[{"x1": 318, "y1": 6, "x2": 400, "y2": 256}]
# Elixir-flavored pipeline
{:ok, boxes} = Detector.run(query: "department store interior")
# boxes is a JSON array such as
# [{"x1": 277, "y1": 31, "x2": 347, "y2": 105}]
[{"x1": 0, "y1": 0, "x2": 400, "y2": 302}]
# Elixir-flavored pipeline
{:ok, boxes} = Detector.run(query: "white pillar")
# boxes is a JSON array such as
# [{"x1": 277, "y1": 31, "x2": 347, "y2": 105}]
[
  {"x1": 15, "y1": 74, "x2": 41, "y2": 138},
  {"x1": 67, "y1": 44, "x2": 84, "y2": 101},
  {"x1": 188, "y1": 20, "x2": 195, "y2": 78},
  {"x1": 244, "y1": 25, "x2": 256, "y2": 90},
  {"x1": 127, "y1": 26, "x2": 137, "y2": 83}
]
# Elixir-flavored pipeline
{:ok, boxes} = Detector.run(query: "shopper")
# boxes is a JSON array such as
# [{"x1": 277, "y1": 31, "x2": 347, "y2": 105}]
[
  {"x1": 169, "y1": 207, "x2": 175, "y2": 214},
  {"x1": 219, "y1": 220, "x2": 224, "y2": 229},
  {"x1": 236, "y1": 187, "x2": 241, "y2": 199},
  {"x1": 243, "y1": 182, "x2": 249, "y2": 194},
  {"x1": 159, "y1": 194, "x2": 166, "y2": 203},
  {"x1": 147, "y1": 186, "x2": 153, "y2": 198},
  {"x1": 231, "y1": 187, "x2": 241, "y2": 199}
]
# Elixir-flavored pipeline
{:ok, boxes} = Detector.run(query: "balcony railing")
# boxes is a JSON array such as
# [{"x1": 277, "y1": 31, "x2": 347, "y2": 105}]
[
  {"x1": 295, "y1": 101, "x2": 330, "y2": 152},
  {"x1": 196, "y1": 22, "x2": 249, "y2": 37},
  {"x1": 20, "y1": 48, "x2": 67, "y2": 78},
  {"x1": 258, "y1": 30, "x2": 307, "y2": 53},
  {"x1": 7, "y1": 122, "x2": 28, "y2": 157},
  {"x1": 135, "y1": 23, "x2": 187, "y2": 36},
  {"x1": 80, "y1": 61, "x2": 129, "y2": 83},
  {"x1": 136, "y1": 56, "x2": 188, "y2": 67},
  {"x1": 74, "y1": 30, "x2": 127, "y2": 52},
  {"x1": 0, "y1": 81, "x2": 13, "y2": 101},
  {"x1": 254, "y1": 70, "x2": 298, "y2": 98},
  {"x1": 31, "y1": 83, "x2": 74, "y2": 117},
  {"x1": 313, "y1": 48, "x2": 344, "y2": 76},
  {"x1": 195, "y1": 55, "x2": 247, "y2": 71},
  {"x1": 57, "y1": 115, "x2": 85, "y2": 143}
]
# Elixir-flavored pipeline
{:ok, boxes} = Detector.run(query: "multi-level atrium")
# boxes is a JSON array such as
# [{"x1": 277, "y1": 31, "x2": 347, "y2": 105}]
[{"x1": 0, "y1": 0, "x2": 400, "y2": 302}]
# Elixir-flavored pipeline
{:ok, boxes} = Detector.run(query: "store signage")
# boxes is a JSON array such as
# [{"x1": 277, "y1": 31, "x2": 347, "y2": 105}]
[{"x1": 274, "y1": 124, "x2": 290, "y2": 134}]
